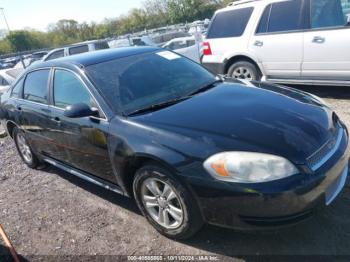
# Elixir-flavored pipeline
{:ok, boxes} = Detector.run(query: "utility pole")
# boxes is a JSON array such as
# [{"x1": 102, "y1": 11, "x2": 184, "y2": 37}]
[{"x1": 0, "y1": 7, "x2": 10, "y2": 32}]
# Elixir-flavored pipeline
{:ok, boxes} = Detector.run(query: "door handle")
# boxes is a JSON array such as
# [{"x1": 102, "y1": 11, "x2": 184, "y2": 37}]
[
  {"x1": 254, "y1": 40, "x2": 264, "y2": 47},
  {"x1": 52, "y1": 117, "x2": 61, "y2": 123},
  {"x1": 16, "y1": 105, "x2": 22, "y2": 111},
  {"x1": 312, "y1": 36, "x2": 325, "y2": 44}
]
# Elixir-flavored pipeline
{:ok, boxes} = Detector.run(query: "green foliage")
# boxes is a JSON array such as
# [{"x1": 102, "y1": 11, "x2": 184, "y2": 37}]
[
  {"x1": 6, "y1": 30, "x2": 46, "y2": 52},
  {"x1": 0, "y1": 0, "x2": 229, "y2": 55}
]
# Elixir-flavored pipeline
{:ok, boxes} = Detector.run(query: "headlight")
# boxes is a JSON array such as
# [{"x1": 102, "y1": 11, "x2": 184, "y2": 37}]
[{"x1": 203, "y1": 152, "x2": 299, "y2": 183}]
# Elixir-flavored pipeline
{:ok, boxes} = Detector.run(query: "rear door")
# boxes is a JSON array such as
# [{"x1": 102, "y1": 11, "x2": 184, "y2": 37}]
[
  {"x1": 48, "y1": 68, "x2": 116, "y2": 183},
  {"x1": 20, "y1": 69, "x2": 52, "y2": 155},
  {"x1": 302, "y1": 0, "x2": 350, "y2": 80},
  {"x1": 249, "y1": 0, "x2": 305, "y2": 79}
]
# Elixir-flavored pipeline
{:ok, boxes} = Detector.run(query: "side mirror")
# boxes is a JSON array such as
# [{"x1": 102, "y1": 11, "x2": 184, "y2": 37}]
[{"x1": 64, "y1": 103, "x2": 99, "y2": 118}]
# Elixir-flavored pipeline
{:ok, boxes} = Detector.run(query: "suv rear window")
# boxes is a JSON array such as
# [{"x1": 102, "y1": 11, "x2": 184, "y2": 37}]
[
  {"x1": 69, "y1": 45, "x2": 89, "y2": 55},
  {"x1": 94, "y1": 41, "x2": 110, "y2": 50},
  {"x1": 46, "y1": 49, "x2": 64, "y2": 61},
  {"x1": 207, "y1": 7, "x2": 253, "y2": 39}
]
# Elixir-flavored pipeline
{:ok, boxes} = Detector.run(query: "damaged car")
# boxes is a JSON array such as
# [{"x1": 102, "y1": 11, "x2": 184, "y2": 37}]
[{"x1": 0, "y1": 47, "x2": 349, "y2": 239}]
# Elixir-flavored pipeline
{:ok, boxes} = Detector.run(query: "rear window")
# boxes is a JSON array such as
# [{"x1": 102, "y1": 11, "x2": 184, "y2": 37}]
[
  {"x1": 207, "y1": 7, "x2": 253, "y2": 39},
  {"x1": 94, "y1": 41, "x2": 110, "y2": 50},
  {"x1": 69, "y1": 45, "x2": 89, "y2": 55},
  {"x1": 46, "y1": 49, "x2": 64, "y2": 61}
]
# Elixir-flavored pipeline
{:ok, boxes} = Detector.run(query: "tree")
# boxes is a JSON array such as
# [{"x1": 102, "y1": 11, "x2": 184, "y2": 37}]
[
  {"x1": 0, "y1": 0, "x2": 226, "y2": 55},
  {"x1": 6, "y1": 31, "x2": 44, "y2": 52}
]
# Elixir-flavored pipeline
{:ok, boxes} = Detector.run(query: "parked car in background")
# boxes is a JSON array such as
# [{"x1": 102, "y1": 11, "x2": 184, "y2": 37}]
[
  {"x1": 0, "y1": 68, "x2": 22, "y2": 94},
  {"x1": 162, "y1": 36, "x2": 201, "y2": 62},
  {"x1": 43, "y1": 40, "x2": 109, "y2": 61},
  {"x1": 0, "y1": 57, "x2": 21, "y2": 69},
  {"x1": 151, "y1": 31, "x2": 191, "y2": 46},
  {"x1": 1, "y1": 47, "x2": 349, "y2": 239},
  {"x1": 31, "y1": 51, "x2": 48, "y2": 61},
  {"x1": 202, "y1": 0, "x2": 350, "y2": 86},
  {"x1": 14, "y1": 56, "x2": 33, "y2": 69},
  {"x1": 108, "y1": 36, "x2": 157, "y2": 49},
  {"x1": 0, "y1": 68, "x2": 22, "y2": 137}
]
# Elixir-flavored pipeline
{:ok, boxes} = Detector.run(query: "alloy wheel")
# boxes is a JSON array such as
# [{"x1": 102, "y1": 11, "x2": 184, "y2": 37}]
[
  {"x1": 16, "y1": 132, "x2": 33, "y2": 163},
  {"x1": 141, "y1": 176, "x2": 184, "y2": 229},
  {"x1": 232, "y1": 67, "x2": 253, "y2": 80}
]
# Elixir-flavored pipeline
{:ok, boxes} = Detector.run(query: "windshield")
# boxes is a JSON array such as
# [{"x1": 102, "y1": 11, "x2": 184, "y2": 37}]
[{"x1": 86, "y1": 50, "x2": 215, "y2": 115}]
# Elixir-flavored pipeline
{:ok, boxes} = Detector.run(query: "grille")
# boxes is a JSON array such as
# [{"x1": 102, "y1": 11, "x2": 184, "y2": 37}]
[{"x1": 307, "y1": 125, "x2": 343, "y2": 171}]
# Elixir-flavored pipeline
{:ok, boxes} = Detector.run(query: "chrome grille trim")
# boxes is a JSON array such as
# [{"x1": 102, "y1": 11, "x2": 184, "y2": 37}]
[{"x1": 307, "y1": 126, "x2": 344, "y2": 171}]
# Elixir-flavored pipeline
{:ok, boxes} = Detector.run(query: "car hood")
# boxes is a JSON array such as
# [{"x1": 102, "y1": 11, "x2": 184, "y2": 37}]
[{"x1": 132, "y1": 82, "x2": 337, "y2": 164}]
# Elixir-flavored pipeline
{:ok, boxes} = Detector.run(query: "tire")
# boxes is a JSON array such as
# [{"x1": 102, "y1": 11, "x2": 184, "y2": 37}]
[
  {"x1": 227, "y1": 61, "x2": 261, "y2": 81},
  {"x1": 133, "y1": 163, "x2": 204, "y2": 239},
  {"x1": 13, "y1": 127, "x2": 40, "y2": 169}
]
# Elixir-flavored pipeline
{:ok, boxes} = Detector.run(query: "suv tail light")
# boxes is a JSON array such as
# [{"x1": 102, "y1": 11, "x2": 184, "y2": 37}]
[{"x1": 202, "y1": 42, "x2": 212, "y2": 56}]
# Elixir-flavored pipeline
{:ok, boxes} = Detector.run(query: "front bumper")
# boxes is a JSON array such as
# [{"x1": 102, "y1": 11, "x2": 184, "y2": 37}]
[{"x1": 189, "y1": 130, "x2": 350, "y2": 230}]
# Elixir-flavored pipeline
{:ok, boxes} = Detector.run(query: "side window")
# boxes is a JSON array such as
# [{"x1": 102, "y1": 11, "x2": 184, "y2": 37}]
[
  {"x1": 46, "y1": 50, "x2": 65, "y2": 61},
  {"x1": 207, "y1": 7, "x2": 254, "y2": 39},
  {"x1": 53, "y1": 70, "x2": 93, "y2": 109},
  {"x1": 69, "y1": 45, "x2": 89, "y2": 55},
  {"x1": 311, "y1": 0, "x2": 348, "y2": 29},
  {"x1": 267, "y1": 0, "x2": 303, "y2": 33},
  {"x1": 256, "y1": 4, "x2": 272, "y2": 34},
  {"x1": 23, "y1": 70, "x2": 50, "y2": 104},
  {"x1": 11, "y1": 78, "x2": 24, "y2": 98}
]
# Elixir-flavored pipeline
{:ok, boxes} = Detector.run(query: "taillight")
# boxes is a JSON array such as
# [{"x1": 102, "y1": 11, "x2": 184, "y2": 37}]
[{"x1": 202, "y1": 42, "x2": 212, "y2": 56}]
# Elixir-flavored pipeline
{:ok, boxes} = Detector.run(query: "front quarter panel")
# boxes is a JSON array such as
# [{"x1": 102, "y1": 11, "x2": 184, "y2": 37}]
[{"x1": 107, "y1": 116, "x2": 218, "y2": 193}]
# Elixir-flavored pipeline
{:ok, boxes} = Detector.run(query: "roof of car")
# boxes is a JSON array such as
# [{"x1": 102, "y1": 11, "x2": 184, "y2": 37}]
[{"x1": 32, "y1": 46, "x2": 161, "y2": 69}]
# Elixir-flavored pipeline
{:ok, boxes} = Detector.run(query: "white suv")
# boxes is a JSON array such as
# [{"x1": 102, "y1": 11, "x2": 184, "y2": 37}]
[
  {"x1": 202, "y1": 0, "x2": 350, "y2": 86},
  {"x1": 43, "y1": 40, "x2": 109, "y2": 62}
]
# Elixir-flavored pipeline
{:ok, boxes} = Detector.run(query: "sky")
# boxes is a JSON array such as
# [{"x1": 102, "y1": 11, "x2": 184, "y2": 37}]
[{"x1": 0, "y1": 0, "x2": 144, "y2": 31}]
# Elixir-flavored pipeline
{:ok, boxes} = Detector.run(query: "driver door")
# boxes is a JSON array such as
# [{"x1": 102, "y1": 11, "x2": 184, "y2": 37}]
[{"x1": 48, "y1": 68, "x2": 116, "y2": 183}]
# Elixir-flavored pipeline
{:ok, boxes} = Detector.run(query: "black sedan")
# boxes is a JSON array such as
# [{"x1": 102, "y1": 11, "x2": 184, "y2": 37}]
[{"x1": 0, "y1": 47, "x2": 349, "y2": 239}]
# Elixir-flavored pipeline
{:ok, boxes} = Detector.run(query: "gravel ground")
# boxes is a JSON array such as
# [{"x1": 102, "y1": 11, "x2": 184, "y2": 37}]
[{"x1": 1, "y1": 85, "x2": 350, "y2": 261}]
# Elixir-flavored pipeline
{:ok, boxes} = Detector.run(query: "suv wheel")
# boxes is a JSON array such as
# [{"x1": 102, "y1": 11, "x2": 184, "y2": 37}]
[
  {"x1": 13, "y1": 127, "x2": 40, "y2": 168},
  {"x1": 133, "y1": 163, "x2": 204, "y2": 239},
  {"x1": 228, "y1": 61, "x2": 261, "y2": 81}
]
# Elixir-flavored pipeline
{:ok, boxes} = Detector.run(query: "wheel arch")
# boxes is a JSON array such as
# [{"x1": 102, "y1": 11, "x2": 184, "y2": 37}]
[
  {"x1": 6, "y1": 120, "x2": 19, "y2": 138},
  {"x1": 119, "y1": 153, "x2": 181, "y2": 198},
  {"x1": 224, "y1": 55, "x2": 263, "y2": 77}
]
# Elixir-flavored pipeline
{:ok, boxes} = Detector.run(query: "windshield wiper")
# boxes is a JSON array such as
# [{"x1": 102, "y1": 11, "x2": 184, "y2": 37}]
[
  {"x1": 127, "y1": 96, "x2": 190, "y2": 116},
  {"x1": 187, "y1": 79, "x2": 223, "y2": 97}
]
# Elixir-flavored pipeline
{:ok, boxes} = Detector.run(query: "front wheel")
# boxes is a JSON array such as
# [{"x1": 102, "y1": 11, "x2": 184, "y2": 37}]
[
  {"x1": 228, "y1": 61, "x2": 261, "y2": 81},
  {"x1": 133, "y1": 163, "x2": 204, "y2": 239}
]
